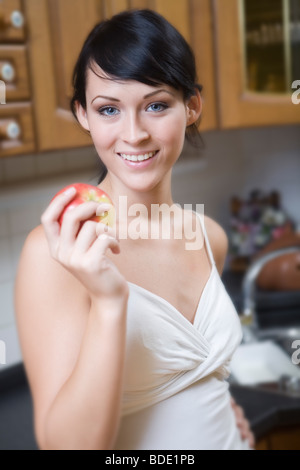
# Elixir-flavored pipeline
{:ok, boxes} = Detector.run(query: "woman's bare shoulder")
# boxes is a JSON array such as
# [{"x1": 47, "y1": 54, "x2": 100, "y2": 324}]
[
  {"x1": 23, "y1": 223, "x2": 47, "y2": 252},
  {"x1": 18, "y1": 224, "x2": 67, "y2": 282},
  {"x1": 203, "y1": 215, "x2": 229, "y2": 274},
  {"x1": 20, "y1": 224, "x2": 53, "y2": 265},
  {"x1": 16, "y1": 224, "x2": 89, "y2": 311}
]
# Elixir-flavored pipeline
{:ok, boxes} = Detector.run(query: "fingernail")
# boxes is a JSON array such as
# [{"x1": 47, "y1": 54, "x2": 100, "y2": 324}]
[
  {"x1": 64, "y1": 187, "x2": 76, "y2": 196},
  {"x1": 97, "y1": 209, "x2": 109, "y2": 217},
  {"x1": 98, "y1": 233, "x2": 114, "y2": 240},
  {"x1": 96, "y1": 204, "x2": 112, "y2": 216}
]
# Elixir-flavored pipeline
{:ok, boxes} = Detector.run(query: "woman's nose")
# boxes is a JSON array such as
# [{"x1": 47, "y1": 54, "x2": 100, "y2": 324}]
[{"x1": 121, "y1": 113, "x2": 150, "y2": 145}]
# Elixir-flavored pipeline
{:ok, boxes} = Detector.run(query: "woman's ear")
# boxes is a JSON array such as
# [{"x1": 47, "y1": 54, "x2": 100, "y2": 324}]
[
  {"x1": 186, "y1": 89, "x2": 202, "y2": 127},
  {"x1": 75, "y1": 102, "x2": 90, "y2": 132}
]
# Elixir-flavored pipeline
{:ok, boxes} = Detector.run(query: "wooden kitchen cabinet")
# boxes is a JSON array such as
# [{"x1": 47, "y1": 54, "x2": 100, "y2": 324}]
[
  {"x1": 0, "y1": 102, "x2": 35, "y2": 155},
  {"x1": 24, "y1": 0, "x2": 95, "y2": 152},
  {"x1": 256, "y1": 424, "x2": 300, "y2": 450},
  {"x1": 0, "y1": 0, "x2": 36, "y2": 156},
  {"x1": 7, "y1": 0, "x2": 298, "y2": 157},
  {"x1": 213, "y1": 0, "x2": 300, "y2": 128},
  {"x1": 0, "y1": 45, "x2": 30, "y2": 101},
  {"x1": 0, "y1": 0, "x2": 26, "y2": 43}
]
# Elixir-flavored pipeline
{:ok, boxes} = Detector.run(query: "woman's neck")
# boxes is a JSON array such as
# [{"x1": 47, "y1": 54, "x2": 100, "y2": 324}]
[{"x1": 99, "y1": 172, "x2": 175, "y2": 219}]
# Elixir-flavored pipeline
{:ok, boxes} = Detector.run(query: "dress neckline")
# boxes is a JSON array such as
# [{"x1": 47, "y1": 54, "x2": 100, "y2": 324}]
[
  {"x1": 127, "y1": 264, "x2": 217, "y2": 327},
  {"x1": 127, "y1": 211, "x2": 218, "y2": 327}
]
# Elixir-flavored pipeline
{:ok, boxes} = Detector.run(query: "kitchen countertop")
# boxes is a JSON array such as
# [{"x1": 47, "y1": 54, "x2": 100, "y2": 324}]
[
  {"x1": 1, "y1": 363, "x2": 300, "y2": 449},
  {"x1": 230, "y1": 383, "x2": 300, "y2": 441}
]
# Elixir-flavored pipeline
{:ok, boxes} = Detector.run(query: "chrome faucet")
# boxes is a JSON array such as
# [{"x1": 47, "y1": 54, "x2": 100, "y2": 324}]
[{"x1": 241, "y1": 246, "x2": 300, "y2": 342}]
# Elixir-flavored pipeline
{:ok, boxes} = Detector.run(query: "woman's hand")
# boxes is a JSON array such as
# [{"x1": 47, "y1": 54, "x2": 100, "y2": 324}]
[
  {"x1": 41, "y1": 186, "x2": 129, "y2": 302},
  {"x1": 230, "y1": 396, "x2": 255, "y2": 449}
]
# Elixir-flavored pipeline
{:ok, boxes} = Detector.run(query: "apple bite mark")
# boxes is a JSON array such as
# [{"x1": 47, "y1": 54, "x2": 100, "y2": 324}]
[{"x1": 52, "y1": 183, "x2": 115, "y2": 228}]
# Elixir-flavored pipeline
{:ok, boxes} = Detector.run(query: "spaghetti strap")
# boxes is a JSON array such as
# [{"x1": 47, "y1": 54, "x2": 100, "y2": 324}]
[{"x1": 194, "y1": 210, "x2": 216, "y2": 267}]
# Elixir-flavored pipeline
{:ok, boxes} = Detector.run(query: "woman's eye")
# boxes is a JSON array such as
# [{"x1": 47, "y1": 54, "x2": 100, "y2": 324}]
[
  {"x1": 147, "y1": 102, "x2": 168, "y2": 113},
  {"x1": 98, "y1": 106, "x2": 120, "y2": 117}
]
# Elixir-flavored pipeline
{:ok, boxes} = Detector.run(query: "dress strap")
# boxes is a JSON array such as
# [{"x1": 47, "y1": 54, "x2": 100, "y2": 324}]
[{"x1": 194, "y1": 210, "x2": 216, "y2": 267}]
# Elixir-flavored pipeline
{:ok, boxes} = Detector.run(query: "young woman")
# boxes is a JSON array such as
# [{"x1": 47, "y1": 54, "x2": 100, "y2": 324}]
[{"x1": 15, "y1": 9, "x2": 254, "y2": 450}]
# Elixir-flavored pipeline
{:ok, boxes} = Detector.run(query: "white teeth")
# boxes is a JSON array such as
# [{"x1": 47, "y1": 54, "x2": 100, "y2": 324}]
[{"x1": 120, "y1": 151, "x2": 156, "y2": 162}]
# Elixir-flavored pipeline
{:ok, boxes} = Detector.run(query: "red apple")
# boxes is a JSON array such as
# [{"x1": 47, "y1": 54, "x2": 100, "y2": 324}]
[{"x1": 53, "y1": 183, "x2": 115, "y2": 227}]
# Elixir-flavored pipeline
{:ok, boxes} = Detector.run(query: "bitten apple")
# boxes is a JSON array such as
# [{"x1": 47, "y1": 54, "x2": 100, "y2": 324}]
[{"x1": 53, "y1": 183, "x2": 115, "y2": 227}]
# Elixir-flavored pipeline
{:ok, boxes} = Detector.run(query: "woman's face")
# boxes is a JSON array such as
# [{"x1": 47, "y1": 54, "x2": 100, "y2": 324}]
[{"x1": 76, "y1": 66, "x2": 200, "y2": 193}]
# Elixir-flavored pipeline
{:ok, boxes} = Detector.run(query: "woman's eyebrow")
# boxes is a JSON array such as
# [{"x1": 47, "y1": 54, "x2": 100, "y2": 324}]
[
  {"x1": 91, "y1": 89, "x2": 175, "y2": 105},
  {"x1": 91, "y1": 95, "x2": 120, "y2": 104},
  {"x1": 143, "y1": 89, "x2": 175, "y2": 99}
]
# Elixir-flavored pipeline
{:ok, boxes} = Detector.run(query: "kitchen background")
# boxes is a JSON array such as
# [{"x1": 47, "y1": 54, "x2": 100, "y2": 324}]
[{"x1": 0, "y1": 0, "x2": 300, "y2": 450}]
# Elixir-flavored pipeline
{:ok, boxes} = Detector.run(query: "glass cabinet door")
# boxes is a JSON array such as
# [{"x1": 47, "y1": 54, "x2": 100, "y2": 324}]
[
  {"x1": 214, "y1": 0, "x2": 300, "y2": 128},
  {"x1": 243, "y1": 0, "x2": 300, "y2": 94}
]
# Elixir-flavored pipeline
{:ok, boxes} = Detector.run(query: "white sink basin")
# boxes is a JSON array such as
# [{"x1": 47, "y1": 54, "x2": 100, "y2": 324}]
[{"x1": 230, "y1": 340, "x2": 300, "y2": 386}]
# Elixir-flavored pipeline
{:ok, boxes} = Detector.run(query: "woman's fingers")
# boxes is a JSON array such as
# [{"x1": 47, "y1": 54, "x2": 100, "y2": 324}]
[
  {"x1": 72, "y1": 220, "x2": 98, "y2": 253},
  {"x1": 41, "y1": 192, "x2": 126, "y2": 299},
  {"x1": 42, "y1": 190, "x2": 115, "y2": 261},
  {"x1": 59, "y1": 201, "x2": 100, "y2": 244},
  {"x1": 235, "y1": 404, "x2": 255, "y2": 448},
  {"x1": 42, "y1": 186, "x2": 77, "y2": 222},
  {"x1": 96, "y1": 219, "x2": 118, "y2": 238},
  {"x1": 74, "y1": 219, "x2": 117, "y2": 253},
  {"x1": 92, "y1": 233, "x2": 121, "y2": 257},
  {"x1": 41, "y1": 186, "x2": 77, "y2": 254}
]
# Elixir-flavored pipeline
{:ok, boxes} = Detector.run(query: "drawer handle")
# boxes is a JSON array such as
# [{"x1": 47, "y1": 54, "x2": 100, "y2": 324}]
[
  {"x1": 0, "y1": 121, "x2": 21, "y2": 140},
  {"x1": 0, "y1": 62, "x2": 15, "y2": 82},
  {"x1": 0, "y1": 10, "x2": 24, "y2": 30}
]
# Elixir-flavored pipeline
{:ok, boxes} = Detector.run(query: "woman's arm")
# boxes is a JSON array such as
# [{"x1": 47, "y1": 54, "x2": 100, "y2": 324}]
[{"x1": 15, "y1": 191, "x2": 129, "y2": 450}]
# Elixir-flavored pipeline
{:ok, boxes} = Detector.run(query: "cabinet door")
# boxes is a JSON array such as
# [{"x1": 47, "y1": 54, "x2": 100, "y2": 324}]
[
  {"x1": 25, "y1": 0, "x2": 98, "y2": 151},
  {"x1": 0, "y1": 0, "x2": 26, "y2": 43},
  {"x1": 189, "y1": 0, "x2": 217, "y2": 130},
  {"x1": 0, "y1": 45, "x2": 30, "y2": 101},
  {"x1": 214, "y1": 0, "x2": 300, "y2": 128}
]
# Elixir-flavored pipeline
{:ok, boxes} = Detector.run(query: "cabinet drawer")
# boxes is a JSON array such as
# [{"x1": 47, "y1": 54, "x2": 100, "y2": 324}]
[
  {"x1": 0, "y1": 45, "x2": 30, "y2": 100},
  {"x1": 0, "y1": 102, "x2": 35, "y2": 156},
  {"x1": 0, "y1": 0, "x2": 26, "y2": 43}
]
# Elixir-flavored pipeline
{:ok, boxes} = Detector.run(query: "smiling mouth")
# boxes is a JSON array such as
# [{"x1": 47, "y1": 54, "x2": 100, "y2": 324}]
[{"x1": 118, "y1": 151, "x2": 158, "y2": 162}]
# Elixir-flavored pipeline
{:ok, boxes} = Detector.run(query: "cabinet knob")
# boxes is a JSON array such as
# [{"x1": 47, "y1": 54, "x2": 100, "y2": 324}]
[
  {"x1": 0, "y1": 10, "x2": 24, "y2": 30},
  {"x1": 0, "y1": 121, "x2": 21, "y2": 140},
  {"x1": 10, "y1": 10, "x2": 24, "y2": 29},
  {"x1": 0, "y1": 62, "x2": 15, "y2": 82}
]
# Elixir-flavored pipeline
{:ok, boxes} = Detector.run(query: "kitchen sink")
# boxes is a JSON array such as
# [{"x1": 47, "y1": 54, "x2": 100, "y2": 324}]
[
  {"x1": 230, "y1": 324, "x2": 300, "y2": 397},
  {"x1": 230, "y1": 339, "x2": 300, "y2": 387}
]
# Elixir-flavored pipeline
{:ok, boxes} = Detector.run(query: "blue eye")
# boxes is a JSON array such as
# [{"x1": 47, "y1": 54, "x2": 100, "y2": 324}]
[
  {"x1": 147, "y1": 102, "x2": 168, "y2": 113},
  {"x1": 98, "y1": 106, "x2": 120, "y2": 117}
]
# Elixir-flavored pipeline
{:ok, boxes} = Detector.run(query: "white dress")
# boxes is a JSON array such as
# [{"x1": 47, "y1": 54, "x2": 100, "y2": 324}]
[{"x1": 114, "y1": 212, "x2": 250, "y2": 450}]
